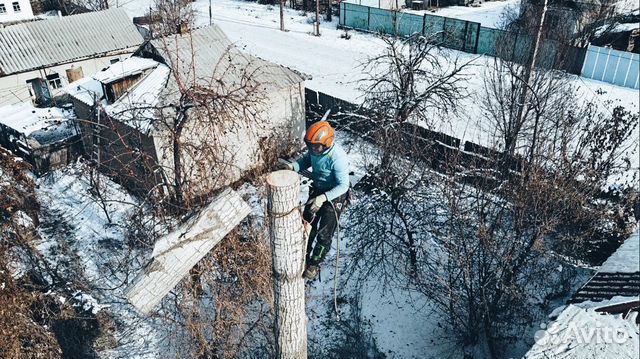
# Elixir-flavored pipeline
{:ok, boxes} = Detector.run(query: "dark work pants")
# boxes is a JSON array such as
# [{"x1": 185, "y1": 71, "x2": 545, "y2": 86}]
[{"x1": 303, "y1": 188, "x2": 349, "y2": 266}]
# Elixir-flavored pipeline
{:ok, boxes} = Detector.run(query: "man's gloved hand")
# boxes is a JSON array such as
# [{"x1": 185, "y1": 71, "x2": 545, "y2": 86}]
[
  {"x1": 277, "y1": 158, "x2": 294, "y2": 171},
  {"x1": 309, "y1": 194, "x2": 327, "y2": 213}
]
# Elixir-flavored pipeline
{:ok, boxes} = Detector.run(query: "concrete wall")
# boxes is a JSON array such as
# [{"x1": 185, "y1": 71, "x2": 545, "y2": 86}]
[{"x1": 0, "y1": 48, "x2": 138, "y2": 107}]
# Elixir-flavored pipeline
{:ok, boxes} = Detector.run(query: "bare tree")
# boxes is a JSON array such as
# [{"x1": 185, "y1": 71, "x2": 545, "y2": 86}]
[
  {"x1": 358, "y1": 34, "x2": 471, "y2": 171},
  {"x1": 344, "y1": 33, "x2": 472, "y2": 291},
  {"x1": 346, "y1": 151, "x2": 438, "y2": 288},
  {"x1": 360, "y1": 34, "x2": 471, "y2": 128},
  {"x1": 480, "y1": 54, "x2": 573, "y2": 159},
  {"x1": 416, "y1": 87, "x2": 638, "y2": 359},
  {"x1": 151, "y1": 0, "x2": 196, "y2": 36}
]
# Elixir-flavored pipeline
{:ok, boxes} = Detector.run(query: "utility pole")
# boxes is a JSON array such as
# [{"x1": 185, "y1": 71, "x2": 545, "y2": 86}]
[
  {"x1": 209, "y1": 0, "x2": 212, "y2": 25},
  {"x1": 314, "y1": 0, "x2": 320, "y2": 36},
  {"x1": 515, "y1": 0, "x2": 548, "y2": 176},
  {"x1": 266, "y1": 170, "x2": 307, "y2": 359},
  {"x1": 280, "y1": 0, "x2": 285, "y2": 31}
]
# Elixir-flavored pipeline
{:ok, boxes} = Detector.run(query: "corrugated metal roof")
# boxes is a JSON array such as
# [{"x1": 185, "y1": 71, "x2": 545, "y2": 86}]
[
  {"x1": 150, "y1": 25, "x2": 304, "y2": 93},
  {"x1": 569, "y1": 229, "x2": 640, "y2": 304},
  {"x1": 0, "y1": 8, "x2": 144, "y2": 76}
]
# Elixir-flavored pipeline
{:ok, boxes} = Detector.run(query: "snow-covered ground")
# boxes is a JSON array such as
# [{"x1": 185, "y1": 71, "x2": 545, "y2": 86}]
[
  {"x1": 125, "y1": 0, "x2": 637, "y2": 180},
  {"x1": 404, "y1": 0, "x2": 520, "y2": 28},
  {"x1": 29, "y1": 1, "x2": 639, "y2": 357},
  {"x1": 36, "y1": 166, "x2": 165, "y2": 359}
]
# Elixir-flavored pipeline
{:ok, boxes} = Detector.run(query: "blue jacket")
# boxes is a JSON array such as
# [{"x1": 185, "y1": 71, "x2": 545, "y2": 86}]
[{"x1": 293, "y1": 143, "x2": 350, "y2": 201}]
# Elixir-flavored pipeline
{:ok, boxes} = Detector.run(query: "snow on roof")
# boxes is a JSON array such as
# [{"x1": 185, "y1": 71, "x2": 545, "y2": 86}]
[
  {"x1": 0, "y1": 9, "x2": 144, "y2": 76},
  {"x1": 93, "y1": 57, "x2": 159, "y2": 84},
  {"x1": 600, "y1": 227, "x2": 640, "y2": 274},
  {"x1": 63, "y1": 56, "x2": 170, "y2": 131},
  {"x1": 150, "y1": 25, "x2": 304, "y2": 93},
  {"x1": 0, "y1": 103, "x2": 73, "y2": 136},
  {"x1": 525, "y1": 298, "x2": 640, "y2": 359},
  {"x1": 105, "y1": 62, "x2": 170, "y2": 132},
  {"x1": 64, "y1": 76, "x2": 104, "y2": 107}
]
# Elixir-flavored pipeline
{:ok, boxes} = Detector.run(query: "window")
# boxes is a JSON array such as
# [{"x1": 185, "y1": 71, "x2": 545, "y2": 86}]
[
  {"x1": 12, "y1": 1, "x2": 20, "y2": 12},
  {"x1": 110, "y1": 58, "x2": 120, "y2": 64},
  {"x1": 46, "y1": 73, "x2": 62, "y2": 89},
  {"x1": 0, "y1": 4, "x2": 6, "y2": 14}
]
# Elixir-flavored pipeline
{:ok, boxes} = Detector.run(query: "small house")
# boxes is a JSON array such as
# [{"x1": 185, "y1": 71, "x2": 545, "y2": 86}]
[
  {"x1": 0, "y1": 102, "x2": 81, "y2": 173},
  {"x1": 0, "y1": 8, "x2": 144, "y2": 108},
  {"x1": 65, "y1": 24, "x2": 306, "y2": 200},
  {"x1": 0, "y1": 0, "x2": 34, "y2": 24}
]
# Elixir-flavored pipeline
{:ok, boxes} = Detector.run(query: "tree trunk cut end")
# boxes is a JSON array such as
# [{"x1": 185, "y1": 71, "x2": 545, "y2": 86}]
[{"x1": 266, "y1": 170, "x2": 300, "y2": 188}]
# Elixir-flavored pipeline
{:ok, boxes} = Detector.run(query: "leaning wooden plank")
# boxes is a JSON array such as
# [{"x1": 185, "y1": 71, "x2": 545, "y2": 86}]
[{"x1": 125, "y1": 187, "x2": 252, "y2": 314}]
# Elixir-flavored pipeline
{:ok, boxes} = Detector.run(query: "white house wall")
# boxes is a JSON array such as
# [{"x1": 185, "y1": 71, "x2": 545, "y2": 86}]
[
  {"x1": 0, "y1": 48, "x2": 139, "y2": 107},
  {"x1": 152, "y1": 82, "x2": 305, "y2": 200},
  {"x1": 0, "y1": 0, "x2": 33, "y2": 24}
]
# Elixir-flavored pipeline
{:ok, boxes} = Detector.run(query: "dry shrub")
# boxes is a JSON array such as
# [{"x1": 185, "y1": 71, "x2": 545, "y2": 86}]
[
  {"x1": 0, "y1": 149, "x2": 60, "y2": 358},
  {"x1": 0, "y1": 264, "x2": 62, "y2": 359},
  {"x1": 170, "y1": 220, "x2": 274, "y2": 359}
]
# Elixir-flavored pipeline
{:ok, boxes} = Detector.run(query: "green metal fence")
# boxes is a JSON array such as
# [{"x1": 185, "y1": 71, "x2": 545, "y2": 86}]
[
  {"x1": 340, "y1": 2, "x2": 480, "y2": 53},
  {"x1": 339, "y1": 3, "x2": 586, "y2": 75}
]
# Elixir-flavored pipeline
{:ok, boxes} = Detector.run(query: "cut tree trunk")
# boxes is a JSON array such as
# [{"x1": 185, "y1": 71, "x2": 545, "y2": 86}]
[
  {"x1": 125, "y1": 188, "x2": 251, "y2": 314},
  {"x1": 266, "y1": 170, "x2": 307, "y2": 359}
]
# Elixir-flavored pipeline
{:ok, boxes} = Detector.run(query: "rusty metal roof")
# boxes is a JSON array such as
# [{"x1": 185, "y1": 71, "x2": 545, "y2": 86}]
[{"x1": 0, "y1": 9, "x2": 144, "y2": 76}]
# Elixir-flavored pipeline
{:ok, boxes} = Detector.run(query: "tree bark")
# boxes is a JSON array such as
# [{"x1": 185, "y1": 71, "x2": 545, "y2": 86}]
[{"x1": 266, "y1": 170, "x2": 307, "y2": 359}]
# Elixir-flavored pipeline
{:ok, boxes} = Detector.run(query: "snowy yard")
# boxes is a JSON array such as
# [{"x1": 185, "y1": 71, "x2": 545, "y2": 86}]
[
  {"x1": 3, "y1": 1, "x2": 638, "y2": 359},
  {"x1": 114, "y1": 0, "x2": 639, "y2": 175},
  {"x1": 25, "y1": 129, "x2": 604, "y2": 359},
  {"x1": 404, "y1": 0, "x2": 520, "y2": 28}
]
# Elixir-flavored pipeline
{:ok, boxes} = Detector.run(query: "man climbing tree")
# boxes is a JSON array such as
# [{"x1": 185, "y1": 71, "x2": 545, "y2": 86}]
[{"x1": 280, "y1": 121, "x2": 350, "y2": 280}]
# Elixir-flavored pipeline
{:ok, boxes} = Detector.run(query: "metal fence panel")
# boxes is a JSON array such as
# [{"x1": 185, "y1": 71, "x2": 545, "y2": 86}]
[
  {"x1": 369, "y1": 7, "x2": 396, "y2": 34},
  {"x1": 537, "y1": 40, "x2": 558, "y2": 69},
  {"x1": 342, "y1": 2, "x2": 369, "y2": 30},
  {"x1": 396, "y1": 12, "x2": 423, "y2": 36},
  {"x1": 464, "y1": 22, "x2": 480, "y2": 53},
  {"x1": 581, "y1": 46, "x2": 640, "y2": 89},
  {"x1": 423, "y1": 14, "x2": 445, "y2": 39},
  {"x1": 442, "y1": 17, "x2": 466, "y2": 50},
  {"x1": 477, "y1": 27, "x2": 503, "y2": 56}
]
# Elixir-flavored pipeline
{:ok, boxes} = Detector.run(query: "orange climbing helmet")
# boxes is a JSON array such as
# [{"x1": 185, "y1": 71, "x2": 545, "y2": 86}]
[{"x1": 304, "y1": 121, "x2": 335, "y2": 152}]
